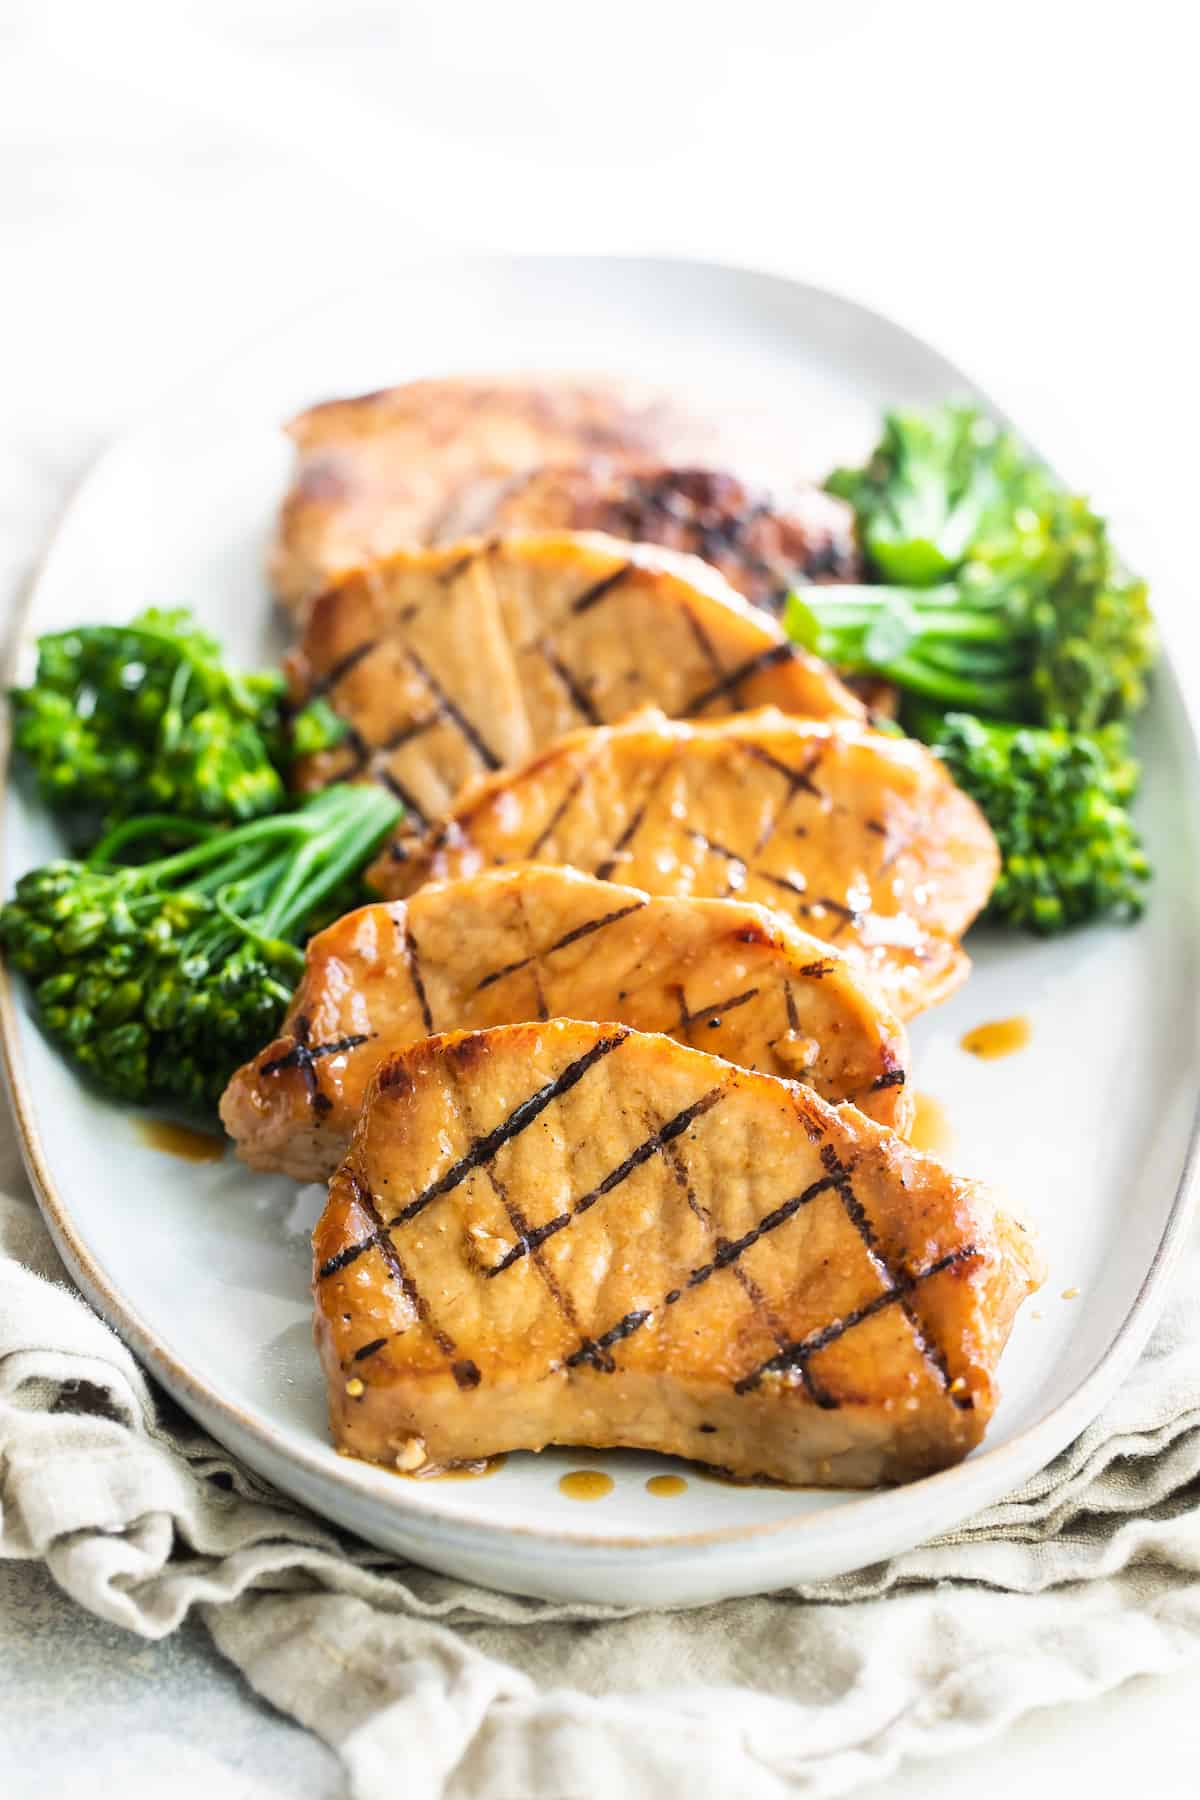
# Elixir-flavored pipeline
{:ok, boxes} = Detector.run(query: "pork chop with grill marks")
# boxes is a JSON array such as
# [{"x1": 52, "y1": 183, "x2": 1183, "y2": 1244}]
[
  {"x1": 370, "y1": 709, "x2": 999, "y2": 1020},
  {"x1": 435, "y1": 462, "x2": 860, "y2": 614},
  {"x1": 314, "y1": 1019, "x2": 1040, "y2": 1485},
  {"x1": 220, "y1": 865, "x2": 912, "y2": 1181},
  {"x1": 270, "y1": 376, "x2": 746, "y2": 616},
  {"x1": 288, "y1": 532, "x2": 863, "y2": 829}
]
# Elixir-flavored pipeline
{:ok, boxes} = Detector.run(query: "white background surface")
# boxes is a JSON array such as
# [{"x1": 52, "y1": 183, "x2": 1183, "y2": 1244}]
[{"x1": 2, "y1": 1, "x2": 1199, "y2": 1793}]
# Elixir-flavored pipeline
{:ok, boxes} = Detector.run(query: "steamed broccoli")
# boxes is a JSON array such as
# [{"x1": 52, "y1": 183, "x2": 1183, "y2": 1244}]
[
  {"x1": 0, "y1": 783, "x2": 400, "y2": 1111},
  {"x1": 912, "y1": 708, "x2": 1150, "y2": 933},
  {"x1": 793, "y1": 405, "x2": 1155, "y2": 730},
  {"x1": 9, "y1": 608, "x2": 345, "y2": 849}
]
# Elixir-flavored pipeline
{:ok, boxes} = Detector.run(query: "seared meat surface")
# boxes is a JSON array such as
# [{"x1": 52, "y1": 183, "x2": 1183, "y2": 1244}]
[
  {"x1": 315, "y1": 1020, "x2": 1040, "y2": 1485},
  {"x1": 270, "y1": 376, "x2": 741, "y2": 615},
  {"x1": 289, "y1": 532, "x2": 863, "y2": 827},
  {"x1": 436, "y1": 462, "x2": 860, "y2": 613},
  {"x1": 371, "y1": 709, "x2": 999, "y2": 1019},
  {"x1": 221, "y1": 866, "x2": 912, "y2": 1180}
]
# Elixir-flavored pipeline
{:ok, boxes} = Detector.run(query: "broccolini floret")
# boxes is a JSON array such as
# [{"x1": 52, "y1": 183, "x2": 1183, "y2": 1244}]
[
  {"x1": 9, "y1": 608, "x2": 345, "y2": 849},
  {"x1": 794, "y1": 405, "x2": 1155, "y2": 730},
  {"x1": 0, "y1": 783, "x2": 400, "y2": 1110},
  {"x1": 910, "y1": 708, "x2": 1150, "y2": 934}
]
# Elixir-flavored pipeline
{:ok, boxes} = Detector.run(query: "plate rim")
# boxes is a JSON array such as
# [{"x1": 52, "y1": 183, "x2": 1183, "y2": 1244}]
[{"x1": 3, "y1": 250, "x2": 1199, "y2": 1572}]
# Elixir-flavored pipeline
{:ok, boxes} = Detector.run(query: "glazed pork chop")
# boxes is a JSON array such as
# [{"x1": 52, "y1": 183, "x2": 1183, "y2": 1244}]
[
  {"x1": 434, "y1": 462, "x2": 860, "y2": 613},
  {"x1": 271, "y1": 376, "x2": 741, "y2": 615},
  {"x1": 221, "y1": 866, "x2": 913, "y2": 1181},
  {"x1": 314, "y1": 1019, "x2": 1040, "y2": 1485},
  {"x1": 288, "y1": 532, "x2": 863, "y2": 828},
  {"x1": 370, "y1": 709, "x2": 1000, "y2": 1019}
]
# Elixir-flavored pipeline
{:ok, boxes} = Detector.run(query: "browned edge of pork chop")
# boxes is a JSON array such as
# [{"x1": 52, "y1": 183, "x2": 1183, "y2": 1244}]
[
  {"x1": 314, "y1": 1019, "x2": 1041, "y2": 1486},
  {"x1": 368, "y1": 708, "x2": 1000, "y2": 1021},
  {"x1": 435, "y1": 461, "x2": 861, "y2": 613},
  {"x1": 270, "y1": 375, "x2": 747, "y2": 615},
  {"x1": 220, "y1": 865, "x2": 913, "y2": 1181}
]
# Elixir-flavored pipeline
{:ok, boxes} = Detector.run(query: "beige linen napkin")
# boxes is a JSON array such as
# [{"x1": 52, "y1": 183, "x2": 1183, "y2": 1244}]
[{"x1": 3, "y1": 1115, "x2": 1200, "y2": 1798}]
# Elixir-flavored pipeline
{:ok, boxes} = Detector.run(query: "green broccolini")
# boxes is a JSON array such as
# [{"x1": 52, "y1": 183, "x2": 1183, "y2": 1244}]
[
  {"x1": 911, "y1": 708, "x2": 1150, "y2": 934},
  {"x1": 0, "y1": 784, "x2": 400, "y2": 1110},
  {"x1": 789, "y1": 405, "x2": 1155, "y2": 730},
  {"x1": 9, "y1": 608, "x2": 346, "y2": 849}
]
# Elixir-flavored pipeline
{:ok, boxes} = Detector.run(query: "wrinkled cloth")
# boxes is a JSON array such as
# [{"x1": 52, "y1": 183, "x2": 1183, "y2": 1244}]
[{"x1": 4, "y1": 1112, "x2": 1200, "y2": 1799}]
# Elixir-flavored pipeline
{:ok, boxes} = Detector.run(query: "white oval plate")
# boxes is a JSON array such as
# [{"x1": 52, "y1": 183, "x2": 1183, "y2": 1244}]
[{"x1": 3, "y1": 257, "x2": 1199, "y2": 1609}]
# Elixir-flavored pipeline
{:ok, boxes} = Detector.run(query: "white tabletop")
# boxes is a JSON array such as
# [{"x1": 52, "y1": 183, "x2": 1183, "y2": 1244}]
[{"x1": 3, "y1": 3, "x2": 1199, "y2": 1794}]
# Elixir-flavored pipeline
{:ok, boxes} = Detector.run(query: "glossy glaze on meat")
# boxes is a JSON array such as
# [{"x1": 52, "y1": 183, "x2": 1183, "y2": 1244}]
[
  {"x1": 221, "y1": 866, "x2": 913, "y2": 1180},
  {"x1": 314, "y1": 1020, "x2": 1040, "y2": 1485},
  {"x1": 370, "y1": 709, "x2": 999, "y2": 1019},
  {"x1": 287, "y1": 531, "x2": 863, "y2": 826}
]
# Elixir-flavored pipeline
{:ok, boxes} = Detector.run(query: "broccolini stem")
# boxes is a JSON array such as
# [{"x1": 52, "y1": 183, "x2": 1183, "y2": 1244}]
[{"x1": 88, "y1": 815, "x2": 217, "y2": 864}]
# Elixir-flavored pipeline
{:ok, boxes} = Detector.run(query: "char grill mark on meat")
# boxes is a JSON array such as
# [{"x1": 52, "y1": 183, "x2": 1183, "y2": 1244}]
[
  {"x1": 377, "y1": 768, "x2": 429, "y2": 825},
  {"x1": 291, "y1": 536, "x2": 864, "y2": 835},
  {"x1": 570, "y1": 563, "x2": 634, "y2": 614},
  {"x1": 403, "y1": 646, "x2": 502, "y2": 772},
  {"x1": 870, "y1": 1068, "x2": 907, "y2": 1092},
  {"x1": 313, "y1": 1021, "x2": 1041, "y2": 1483},
  {"x1": 526, "y1": 756, "x2": 602, "y2": 859},
  {"x1": 817, "y1": 1144, "x2": 974, "y2": 1409},
  {"x1": 223, "y1": 865, "x2": 918, "y2": 1183},
  {"x1": 307, "y1": 638, "x2": 376, "y2": 699},
  {"x1": 344, "y1": 1166, "x2": 463, "y2": 1372},
  {"x1": 403, "y1": 926, "x2": 436, "y2": 1036},
  {"x1": 318, "y1": 1028, "x2": 630, "y2": 1277},
  {"x1": 466, "y1": 1130, "x2": 593, "y2": 1363},
  {"x1": 737, "y1": 738, "x2": 825, "y2": 802},
  {"x1": 677, "y1": 987, "x2": 760, "y2": 1032},
  {"x1": 536, "y1": 640, "x2": 602, "y2": 725},
  {"x1": 560, "y1": 1163, "x2": 844, "y2": 1385},
  {"x1": 260, "y1": 1031, "x2": 370, "y2": 1083},
  {"x1": 473, "y1": 899, "x2": 647, "y2": 994},
  {"x1": 592, "y1": 763, "x2": 674, "y2": 882},
  {"x1": 260, "y1": 1016, "x2": 326, "y2": 1117},
  {"x1": 735, "y1": 1246, "x2": 980, "y2": 1394},
  {"x1": 542, "y1": 1145, "x2": 976, "y2": 1413},
  {"x1": 391, "y1": 1027, "x2": 630, "y2": 1225},
  {"x1": 484, "y1": 1084, "x2": 725, "y2": 1276},
  {"x1": 681, "y1": 643, "x2": 797, "y2": 717},
  {"x1": 668, "y1": 1134, "x2": 838, "y2": 1408},
  {"x1": 365, "y1": 709, "x2": 997, "y2": 1019}
]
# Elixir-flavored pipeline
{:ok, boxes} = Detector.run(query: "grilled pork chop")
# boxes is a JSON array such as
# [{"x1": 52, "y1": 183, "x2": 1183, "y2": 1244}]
[
  {"x1": 370, "y1": 709, "x2": 999, "y2": 1019},
  {"x1": 271, "y1": 376, "x2": 740, "y2": 615},
  {"x1": 434, "y1": 462, "x2": 860, "y2": 613},
  {"x1": 288, "y1": 532, "x2": 863, "y2": 828},
  {"x1": 221, "y1": 866, "x2": 912, "y2": 1181},
  {"x1": 314, "y1": 1019, "x2": 1040, "y2": 1485}
]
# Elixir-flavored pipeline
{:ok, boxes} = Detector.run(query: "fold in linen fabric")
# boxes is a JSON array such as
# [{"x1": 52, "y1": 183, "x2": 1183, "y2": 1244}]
[{"x1": 3, "y1": 1115, "x2": 1200, "y2": 1800}]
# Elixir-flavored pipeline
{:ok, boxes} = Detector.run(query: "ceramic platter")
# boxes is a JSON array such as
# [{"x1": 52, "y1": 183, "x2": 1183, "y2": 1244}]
[{"x1": 3, "y1": 257, "x2": 1198, "y2": 1608}]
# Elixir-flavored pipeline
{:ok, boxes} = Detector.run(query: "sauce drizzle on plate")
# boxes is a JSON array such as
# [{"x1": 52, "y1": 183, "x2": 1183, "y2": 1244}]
[
  {"x1": 559, "y1": 1469, "x2": 614, "y2": 1501},
  {"x1": 909, "y1": 1092, "x2": 953, "y2": 1155},
  {"x1": 645, "y1": 1474, "x2": 688, "y2": 1498},
  {"x1": 137, "y1": 1120, "x2": 226, "y2": 1164},
  {"x1": 960, "y1": 1015, "x2": 1031, "y2": 1060}
]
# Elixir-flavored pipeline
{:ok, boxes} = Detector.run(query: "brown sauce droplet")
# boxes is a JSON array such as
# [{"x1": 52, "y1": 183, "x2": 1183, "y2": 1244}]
[
  {"x1": 645, "y1": 1474, "x2": 687, "y2": 1498},
  {"x1": 559, "y1": 1469, "x2": 614, "y2": 1501},
  {"x1": 960, "y1": 1015, "x2": 1031, "y2": 1060},
  {"x1": 137, "y1": 1120, "x2": 225, "y2": 1164},
  {"x1": 399, "y1": 1455, "x2": 507, "y2": 1482},
  {"x1": 909, "y1": 1092, "x2": 954, "y2": 1155}
]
